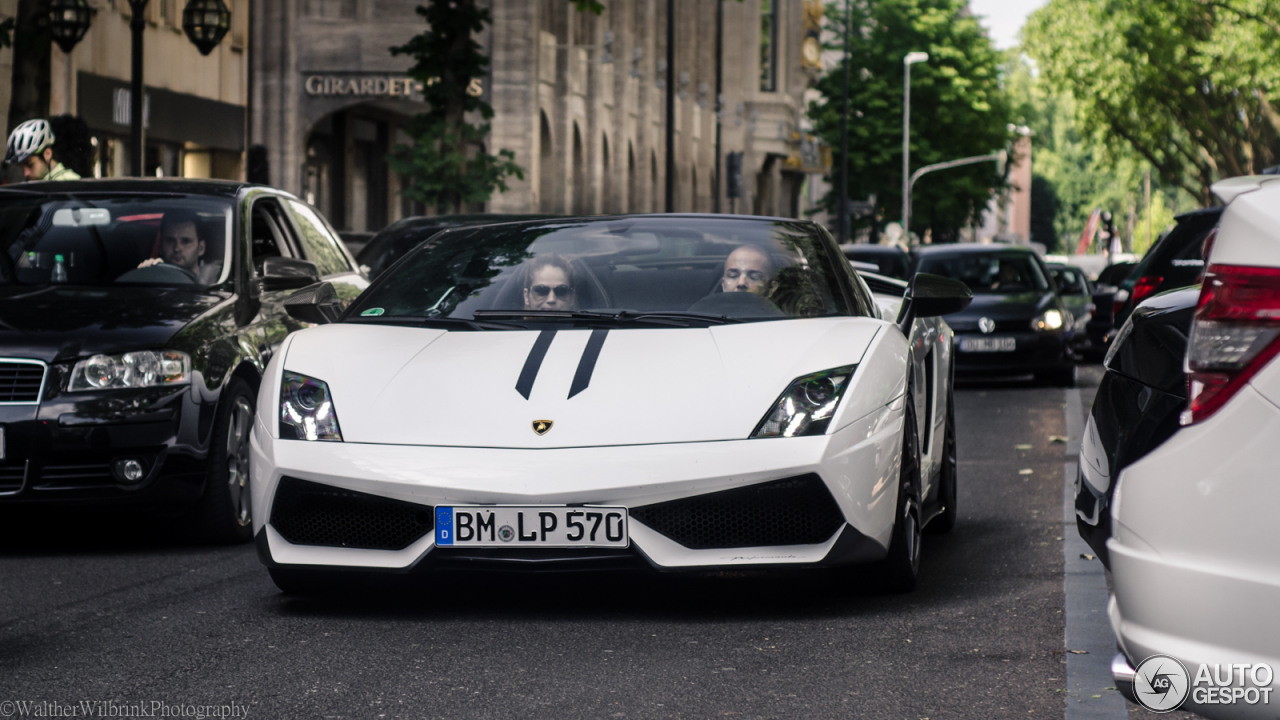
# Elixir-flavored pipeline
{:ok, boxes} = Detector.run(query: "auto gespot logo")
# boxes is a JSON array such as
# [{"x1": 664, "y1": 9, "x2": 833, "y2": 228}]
[{"x1": 1134, "y1": 655, "x2": 1274, "y2": 713}]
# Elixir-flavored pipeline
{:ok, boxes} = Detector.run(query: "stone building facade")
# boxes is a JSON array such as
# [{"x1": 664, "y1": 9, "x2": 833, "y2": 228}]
[
  {"x1": 252, "y1": 0, "x2": 820, "y2": 233},
  {"x1": 2, "y1": 0, "x2": 250, "y2": 181}
]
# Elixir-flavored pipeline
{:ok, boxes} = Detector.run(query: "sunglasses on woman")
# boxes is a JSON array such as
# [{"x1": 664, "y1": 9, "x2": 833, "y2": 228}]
[{"x1": 530, "y1": 284, "x2": 575, "y2": 298}]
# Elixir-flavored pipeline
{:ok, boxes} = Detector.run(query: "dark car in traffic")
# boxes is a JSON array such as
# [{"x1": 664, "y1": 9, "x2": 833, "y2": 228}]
[
  {"x1": 912, "y1": 244, "x2": 1076, "y2": 386},
  {"x1": 1076, "y1": 287, "x2": 1198, "y2": 567},
  {"x1": 0, "y1": 179, "x2": 367, "y2": 542},
  {"x1": 1084, "y1": 261, "x2": 1135, "y2": 357},
  {"x1": 1046, "y1": 263, "x2": 1093, "y2": 355},
  {"x1": 840, "y1": 243, "x2": 910, "y2": 280},
  {"x1": 1113, "y1": 207, "x2": 1219, "y2": 329},
  {"x1": 356, "y1": 214, "x2": 557, "y2": 279}
]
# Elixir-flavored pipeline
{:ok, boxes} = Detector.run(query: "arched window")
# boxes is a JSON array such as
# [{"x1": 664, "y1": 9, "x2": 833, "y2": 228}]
[
  {"x1": 650, "y1": 151, "x2": 659, "y2": 213},
  {"x1": 691, "y1": 166, "x2": 698, "y2": 213},
  {"x1": 572, "y1": 122, "x2": 586, "y2": 215},
  {"x1": 538, "y1": 111, "x2": 555, "y2": 213},
  {"x1": 602, "y1": 133, "x2": 612, "y2": 214},
  {"x1": 627, "y1": 142, "x2": 637, "y2": 214}
]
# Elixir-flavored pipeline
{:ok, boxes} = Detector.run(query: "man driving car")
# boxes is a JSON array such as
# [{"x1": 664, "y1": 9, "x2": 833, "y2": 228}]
[
  {"x1": 137, "y1": 210, "x2": 223, "y2": 283},
  {"x1": 721, "y1": 244, "x2": 776, "y2": 295}
]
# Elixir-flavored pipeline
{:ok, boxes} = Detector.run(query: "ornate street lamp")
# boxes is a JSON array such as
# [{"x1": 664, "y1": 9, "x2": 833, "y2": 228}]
[
  {"x1": 49, "y1": 0, "x2": 94, "y2": 54},
  {"x1": 182, "y1": 0, "x2": 231, "y2": 56}
]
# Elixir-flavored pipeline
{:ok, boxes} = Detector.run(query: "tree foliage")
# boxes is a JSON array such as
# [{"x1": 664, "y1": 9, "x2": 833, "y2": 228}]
[
  {"x1": 1024, "y1": 0, "x2": 1280, "y2": 205},
  {"x1": 389, "y1": 1, "x2": 523, "y2": 214},
  {"x1": 809, "y1": 0, "x2": 1013, "y2": 241},
  {"x1": 1007, "y1": 55, "x2": 1199, "y2": 253}
]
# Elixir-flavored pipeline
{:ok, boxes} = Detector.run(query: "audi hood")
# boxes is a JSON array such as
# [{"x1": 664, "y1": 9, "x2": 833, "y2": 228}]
[{"x1": 274, "y1": 318, "x2": 896, "y2": 449}]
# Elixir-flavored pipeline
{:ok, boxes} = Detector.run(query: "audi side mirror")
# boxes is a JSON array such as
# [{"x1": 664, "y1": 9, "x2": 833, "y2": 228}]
[
  {"x1": 253, "y1": 257, "x2": 321, "y2": 296},
  {"x1": 897, "y1": 272, "x2": 973, "y2": 331},
  {"x1": 284, "y1": 281, "x2": 342, "y2": 325}
]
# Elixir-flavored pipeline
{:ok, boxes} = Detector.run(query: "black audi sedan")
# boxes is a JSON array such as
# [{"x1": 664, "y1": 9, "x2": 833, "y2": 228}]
[
  {"x1": 0, "y1": 179, "x2": 367, "y2": 542},
  {"x1": 912, "y1": 244, "x2": 1076, "y2": 386}
]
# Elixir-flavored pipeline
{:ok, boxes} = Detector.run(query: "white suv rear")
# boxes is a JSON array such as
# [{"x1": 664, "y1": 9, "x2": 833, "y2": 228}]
[{"x1": 1109, "y1": 175, "x2": 1280, "y2": 719}]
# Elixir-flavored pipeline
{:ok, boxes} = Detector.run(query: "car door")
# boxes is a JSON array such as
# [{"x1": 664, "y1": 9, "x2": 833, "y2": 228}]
[
  {"x1": 242, "y1": 192, "x2": 309, "y2": 365},
  {"x1": 279, "y1": 198, "x2": 369, "y2": 311}
]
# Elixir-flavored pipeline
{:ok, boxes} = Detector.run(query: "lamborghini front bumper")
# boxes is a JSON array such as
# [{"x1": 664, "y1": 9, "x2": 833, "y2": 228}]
[{"x1": 249, "y1": 402, "x2": 905, "y2": 573}]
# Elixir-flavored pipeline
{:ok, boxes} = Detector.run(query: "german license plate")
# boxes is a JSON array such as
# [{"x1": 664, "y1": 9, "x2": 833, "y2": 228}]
[
  {"x1": 959, "y1": 337, "x2": 1016, "y2": 352},
  {"x1": 435, "y1": 506, "x2": 629, "y2": 548}
]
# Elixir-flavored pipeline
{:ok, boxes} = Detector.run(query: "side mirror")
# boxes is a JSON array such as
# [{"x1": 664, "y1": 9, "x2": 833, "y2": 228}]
[
  {"x1": 896, "y1": 272, "x2": 973, "y2": 332},
  {"x1": 253, "y1": 257, "x2": 321, "y2": 296},
  {"x1": 284, "y1": 281, "x2": 342, "y2": 325}
]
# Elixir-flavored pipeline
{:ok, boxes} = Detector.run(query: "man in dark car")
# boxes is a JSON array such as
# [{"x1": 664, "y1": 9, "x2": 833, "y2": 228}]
[
  {"x1": 137, "y1": 209, "x2": 224, "y2": 284},
  {"x1": 0, "y1": 179, "x2": 367, "y2": 543}
]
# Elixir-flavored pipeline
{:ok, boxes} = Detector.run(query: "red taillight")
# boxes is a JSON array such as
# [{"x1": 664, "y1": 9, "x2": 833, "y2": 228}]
[
  {"x1": 1185, "y1": 264, "x2": 1280, "y2": 424},
  {"x1": 1130, "y1": 275, "x2": 1164, "y2": 307}
]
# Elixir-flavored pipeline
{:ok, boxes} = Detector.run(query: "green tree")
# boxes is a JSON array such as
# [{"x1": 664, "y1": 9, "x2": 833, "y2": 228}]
[
  {"x1": 389, "y1": 1, "x2": 523, "y2": 214},
  {"x1": 1024, "y1": 0, "x2": 1280, "y2": 205},
  {"x1": 809, "y1": 0, "x2": 1013, "y2": 241},
  {"x1": 1006, "y1": 54, "x2": 1200, "y2": 252}
]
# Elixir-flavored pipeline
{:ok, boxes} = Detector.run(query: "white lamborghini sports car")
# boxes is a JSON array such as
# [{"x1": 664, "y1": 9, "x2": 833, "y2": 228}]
[{"x1": 249, "y1": 215, "x2": 972, "y2": 593}]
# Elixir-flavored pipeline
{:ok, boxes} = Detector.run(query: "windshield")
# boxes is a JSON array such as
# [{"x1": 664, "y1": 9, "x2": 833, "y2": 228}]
[
  {"x1": 0, "y1": 195, "x2": 234, "y2": 287},
  {"x1": 915, "y1": 252, "x2": 1049, "y2": 295},
  {"x1": 347, "y1": 217, "x2": 863, "y2": 325}
]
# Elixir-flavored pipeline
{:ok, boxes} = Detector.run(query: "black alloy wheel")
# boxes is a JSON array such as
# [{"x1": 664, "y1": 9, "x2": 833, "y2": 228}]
[
  {"x1": 190, "y1": 377, "x2": 256, "y2": 543},
  {"x1": 878, "y1": 389, "x2": 923, "y2": 592},
  {"x1": 925, "y1": 379, "x2": 958, "y2": 535}
]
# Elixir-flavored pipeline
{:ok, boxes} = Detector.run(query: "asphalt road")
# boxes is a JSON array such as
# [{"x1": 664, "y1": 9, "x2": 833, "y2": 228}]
[{"x1": 0, "y1": 365, "x2": 1187, "y2": 719}]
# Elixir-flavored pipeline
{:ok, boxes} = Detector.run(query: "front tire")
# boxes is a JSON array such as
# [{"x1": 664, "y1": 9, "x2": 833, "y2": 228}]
[
  {"x1": 189, "y1": 377, "x2": 256, "y2": 544},
  {"x1": 877, "y1": 392, "x2": 923, "y2": 592}
]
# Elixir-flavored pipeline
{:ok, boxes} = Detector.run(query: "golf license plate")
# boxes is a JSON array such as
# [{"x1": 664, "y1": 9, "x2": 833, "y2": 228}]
[
  {"x1": 435, "y1": 506, "x2": 629, "y2": 548},
  {"x1": 959, "y1": 337, "x2": 1016, "y2": 353}
]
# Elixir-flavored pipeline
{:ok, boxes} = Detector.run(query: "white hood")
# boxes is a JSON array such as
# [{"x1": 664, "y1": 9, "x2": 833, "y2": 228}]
[{"x1": 282, "y1": 319, "x2": 885, "y2": 449}]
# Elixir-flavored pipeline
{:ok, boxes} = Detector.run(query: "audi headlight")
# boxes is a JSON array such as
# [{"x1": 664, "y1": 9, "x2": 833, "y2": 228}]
[
  {"x1": 69, "y1": 351, "x2": 191, "y2": 390},
  {"x1": 1032, "y1": 309, "x2": 1064, "y2": 332},
  {"x1": 751, "y1": 365, "x2": 856, "y2": 438},
  {"x1": 279, "y1": 371, "x2": 343, "y2": 441}
]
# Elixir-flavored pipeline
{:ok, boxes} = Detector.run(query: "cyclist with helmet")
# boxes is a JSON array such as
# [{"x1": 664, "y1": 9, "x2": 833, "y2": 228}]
[{"x1": 5, "y1": 119, "x2": 81, "y2": 181}]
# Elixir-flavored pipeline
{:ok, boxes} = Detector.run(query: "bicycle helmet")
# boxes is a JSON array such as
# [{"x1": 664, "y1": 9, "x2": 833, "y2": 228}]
[{"x1": 5, "y1": 119, "x2": 56, "y2": 166}]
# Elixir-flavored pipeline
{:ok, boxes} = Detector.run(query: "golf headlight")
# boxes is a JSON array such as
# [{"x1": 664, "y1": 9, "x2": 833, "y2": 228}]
[
  {"x1": 69, "y1": 351, "x2": 191, "y2": 390},
  {"x1": 279, "y1": 371, "x2": 343, "y2": 441},
  {"x1": 1032, "y1": 309, "x2": 1064, "y2": 332},
  {"x1": 751, "y1": 365, "x2": 856, "y2": 438}
]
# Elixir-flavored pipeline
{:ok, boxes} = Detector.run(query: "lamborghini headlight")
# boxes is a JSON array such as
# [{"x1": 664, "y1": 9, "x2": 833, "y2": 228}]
[
  {"x1": 1032, "y1": 309, "x2": 1064, "y2": 332},
  {"x1": 68, "y1": 351, "x2": 191, "y2": 390},
  {"x1": 751, "y1": 365, "x2": 856, "y2": 438},
  {"x1": 279, "y1": 371, "x2": 343, "y2": 441}
]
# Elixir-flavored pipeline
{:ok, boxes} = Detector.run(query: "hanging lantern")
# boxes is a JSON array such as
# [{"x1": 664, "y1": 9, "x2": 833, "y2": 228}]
[
  {"x1": 182, "y1": 0, "x2": 231, "y2": 56},
  {"x1": 49, "y1": 0, "x2": 94, "y2": 54}
]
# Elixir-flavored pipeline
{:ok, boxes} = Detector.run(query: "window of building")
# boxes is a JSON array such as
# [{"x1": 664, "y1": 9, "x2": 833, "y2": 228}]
[{"x1": 760, "y1": 0, "x2": 778, "y2": 92}]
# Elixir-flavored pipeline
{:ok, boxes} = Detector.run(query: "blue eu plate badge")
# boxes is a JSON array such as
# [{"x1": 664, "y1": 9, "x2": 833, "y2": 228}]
[{"x1": 435, "y1": 507, "x2": 454, "y2": 545}]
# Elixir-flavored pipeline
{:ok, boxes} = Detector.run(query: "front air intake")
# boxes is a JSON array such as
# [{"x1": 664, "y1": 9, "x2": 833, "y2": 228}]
[
  {"x1": 630, "y1": 474, "x2": 845, "y2": 549},
  {"x1": 269, "y1": 476, "x2": 433, "y2": 551}
]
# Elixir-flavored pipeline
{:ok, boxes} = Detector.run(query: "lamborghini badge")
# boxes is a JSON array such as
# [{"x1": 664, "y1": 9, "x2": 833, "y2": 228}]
[{"x1": 532, "y1": 420, "x2": 553, "y2": 436}]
